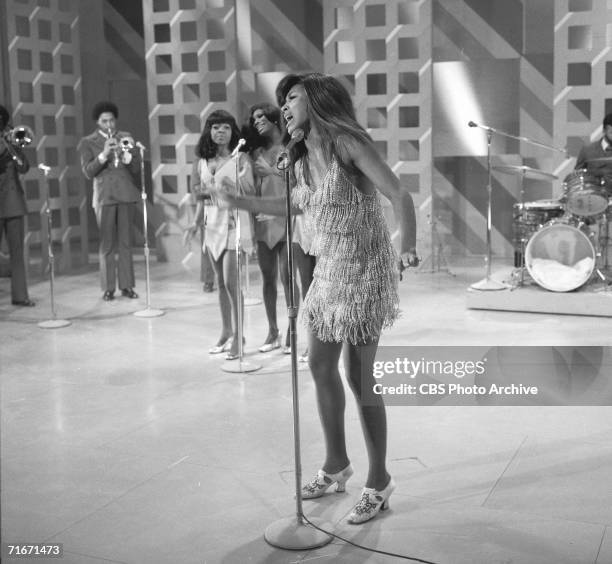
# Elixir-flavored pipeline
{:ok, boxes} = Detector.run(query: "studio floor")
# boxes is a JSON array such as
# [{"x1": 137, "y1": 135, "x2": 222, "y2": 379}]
[{"x1": 1, "y1": 255, "x2": 612, "y2": 564}]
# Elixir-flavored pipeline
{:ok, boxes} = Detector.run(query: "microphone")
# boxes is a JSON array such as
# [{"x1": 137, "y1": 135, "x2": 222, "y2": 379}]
[
  {"x1": 231, "y1": 138, "x2": 246, "y2": 157},
  {"x1": 468, "y1": 121, "x2": 477, "y2": 127},
  {"x1": 276, "y1": 129, "x2": 304, "y2": 169},
  {"x1": 285, "y1": 128, "x2": 304, "y2": 152}
]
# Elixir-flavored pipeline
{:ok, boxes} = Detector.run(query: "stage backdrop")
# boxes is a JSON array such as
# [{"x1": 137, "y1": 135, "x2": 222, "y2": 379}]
[{"x1": 1, "y1": 0, "x2": 611, "y2": 275}]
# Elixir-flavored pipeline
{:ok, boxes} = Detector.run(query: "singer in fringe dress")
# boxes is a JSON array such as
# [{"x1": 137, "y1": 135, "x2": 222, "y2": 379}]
[{"x1": 216, "y1": 74, "x2": 418, "y2": 524}]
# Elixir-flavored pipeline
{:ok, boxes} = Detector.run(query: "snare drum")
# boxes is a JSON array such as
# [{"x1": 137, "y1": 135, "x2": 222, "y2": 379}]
[
  {"x1": 512, "y1": 200, "x2": 565, "y2": 265},
  {"x1": 525, "y1": 219, "x2": 595, "y2": 292},
  {"x1": 563, "y1": 170, "x2": 608, "y2": 217}
]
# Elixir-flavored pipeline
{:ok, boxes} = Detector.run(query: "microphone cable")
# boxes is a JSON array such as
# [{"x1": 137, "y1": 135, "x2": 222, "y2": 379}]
[{"x1": 300, "y1": 513, "x2": 440, "y2": 563}]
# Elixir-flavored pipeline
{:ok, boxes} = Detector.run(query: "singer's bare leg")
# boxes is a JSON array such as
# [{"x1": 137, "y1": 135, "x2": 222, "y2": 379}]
[
  {"x1": 343, "y1": 338, "x2": 390, "y2": 491},
  {"x1": 211, "y1": 250, "x2": 232, "y2": 346},
  {"x1": 307, "y1": 331, "x2": 350, "y2": 474},
  {"x1": 308, "y1": 330, "x2": 389, "y2": 491},
  {"x1": 257, "y1": 241, "x2": 280, "y2": 344},
  {"x1": 222, "y1": 249, "x2": 243, "y2": 357}
]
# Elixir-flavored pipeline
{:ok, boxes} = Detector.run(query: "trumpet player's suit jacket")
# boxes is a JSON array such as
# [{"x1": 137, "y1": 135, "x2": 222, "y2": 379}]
[
  {"x1": 78, "y1": 129, "x2": 140, "y2": 207},
  {"x1": 78, "y1": 129, "x2": 141, "y2": 292},
  {"x1": 0, "y1": 146, "x2": 30, "y2": 302}
]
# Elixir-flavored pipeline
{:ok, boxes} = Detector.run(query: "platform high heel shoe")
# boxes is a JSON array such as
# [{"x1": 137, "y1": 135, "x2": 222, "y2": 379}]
[
  {"x1": 302, "y1": 464, "x2": 354, "y2": 499},
  {"x1": 347, "y1": 478, "x2": 395, "y2": 524},
  {"x1": 225, "y1": 337, "x2": 246, "y2": 360},
  {"x1": 258, "y1": 332, "x2": 280, "y2": 353},
  {"x1": 208, "y1": 337, "x2": 232, "y2": 355}
]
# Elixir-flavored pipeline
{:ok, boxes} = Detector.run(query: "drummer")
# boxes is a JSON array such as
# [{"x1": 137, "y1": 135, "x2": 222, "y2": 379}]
[{"x1": 575, "y1": 112, "x2": 612, "y2": 187}]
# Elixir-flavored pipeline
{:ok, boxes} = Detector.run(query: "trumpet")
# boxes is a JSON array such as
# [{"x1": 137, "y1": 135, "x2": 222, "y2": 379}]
[
  {"x1": 0, "y1": 125, "x2": 34, "y2": 166},
  {"x1": 106, "y1": 129, "x2": 135, "y2": 167}
]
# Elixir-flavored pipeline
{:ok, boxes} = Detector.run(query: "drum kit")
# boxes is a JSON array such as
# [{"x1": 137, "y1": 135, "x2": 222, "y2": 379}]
[{"x1": 501, "y1": 157, "x2": 612, "y2": 292}]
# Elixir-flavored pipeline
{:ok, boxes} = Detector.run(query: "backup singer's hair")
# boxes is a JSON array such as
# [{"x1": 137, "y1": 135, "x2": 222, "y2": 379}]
[
  {"x1": 0, "y1": 104, "x2": 10, "y2": 129},
  {"x1": 92, "y1": 101, "x2": 119, "y2": 121},
  {"x1": 603, "y1": 113, "x2": 612, "y2": 129},
  {"x1": 276, "y1": 73, "x2": 372, "y2": 185},
  {"x1": 196, "y1": 109, "x2": 241, "y2": 159},
  {"x1": 248, "y1": 103, "x2": 281, "y2": 151}
]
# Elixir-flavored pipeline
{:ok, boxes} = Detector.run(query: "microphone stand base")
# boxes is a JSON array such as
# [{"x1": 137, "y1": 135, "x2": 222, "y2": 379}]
[
  {"x1": 264, "y1": 516, "x2": 333, "y2": 550},
  {"x1": 470, "y1": 277, "x2": 510, "y2": 291},
  {"x1": 38, "y1": 319, "x2": 71, "y2": 329},
  {"x1": 134, "y1": 308, "x2": 165, "y2": 318},
  {"x1": 221, "y1": 359, "x2": 261, "y2": 373}
]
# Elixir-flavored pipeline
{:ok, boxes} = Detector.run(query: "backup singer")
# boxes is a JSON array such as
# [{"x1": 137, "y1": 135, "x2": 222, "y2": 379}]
[
  {"x1": 216, "y1": 73, "x2": 418, "y2": 524},
  {"x1": 0, "y1": 105, "x2": 34, "y2": 307},
  {"x1": 78, "y1": 102, "x2": 140, "y2": 302},
  {"x1": 187, "y1": 110, "x2": 255, "y2": 361},
  {"x1": 248, "y1": 103, "x2": 296, "y2": 354}
]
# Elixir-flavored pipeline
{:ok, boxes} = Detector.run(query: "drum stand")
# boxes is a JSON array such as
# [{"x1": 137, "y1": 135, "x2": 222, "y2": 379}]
[
  {"x1": 37, "y1": 164, "x2": 71, "y2": 329},
  {"x1": 418, "y1": 214, "x2": 455, "y2": 276},
  {"x1": 592, "y1": 215, "x2": 610, "y2": 287},
  {"x1": 508, "y1": 237, "x2": 531, "y2": 290},
  {"x1": 221, "y1": 149, "x2": 261, "y2": 374}
]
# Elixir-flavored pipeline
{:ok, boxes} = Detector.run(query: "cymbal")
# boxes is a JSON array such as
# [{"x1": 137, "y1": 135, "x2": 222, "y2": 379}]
[
  {"x1": 493, "y1": 164, "x2": 558, "y2": 181},
  {"x1": 584, "y1": 156, "x2": 612, "y2": 164}
]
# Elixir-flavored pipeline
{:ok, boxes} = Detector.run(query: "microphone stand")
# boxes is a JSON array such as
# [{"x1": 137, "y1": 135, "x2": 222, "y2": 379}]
[
  {"x1": 468, "y1": 121, "x2": 566, "y2": 291},
  {"x1": 264, "y1": 151, "x2": 332, "y2": 550},
  {"x1": 222, "y1": 149, "x2": 261, "y2": 374},
  {"x1": 133, "y1": 143, "x2": 165, "y2": 318},
  {"x1": 37, "y1": 164, "x2": 71, "y2": 329}
]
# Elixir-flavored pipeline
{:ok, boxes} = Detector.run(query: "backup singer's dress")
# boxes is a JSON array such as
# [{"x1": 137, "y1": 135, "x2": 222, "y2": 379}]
[
  {"x1": 193, "y1": 155, "x2": 254, "y2": 261},
  {"x1": 292, "y1": 158, "x2": 399, "y2": 345}
]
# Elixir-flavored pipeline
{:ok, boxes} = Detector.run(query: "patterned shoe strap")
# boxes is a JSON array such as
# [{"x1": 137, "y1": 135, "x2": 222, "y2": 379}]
[
  {"x1": 353, "y1": 491, "x2": 382, "y2": 515},
  {"x1": 304, "y1": 474, "x2": 327, "y2": 493}
]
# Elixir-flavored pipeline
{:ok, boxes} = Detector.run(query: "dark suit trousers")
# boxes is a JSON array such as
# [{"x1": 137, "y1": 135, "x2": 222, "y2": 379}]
[
  {"x1": 0, "y1": 216, "x2": 29, "y2": 302},
  {"x1": 96, "y1": 203, "x2": 135, "y2": 292}
]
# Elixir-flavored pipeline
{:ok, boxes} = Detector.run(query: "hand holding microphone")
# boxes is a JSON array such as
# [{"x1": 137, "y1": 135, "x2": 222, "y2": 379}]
[
  {"x1": 398, "y1": 249, "x2": 420, "y2": 280},
  {"x1": 277, "y1": 129, "x2": 304, "y2": 169}
]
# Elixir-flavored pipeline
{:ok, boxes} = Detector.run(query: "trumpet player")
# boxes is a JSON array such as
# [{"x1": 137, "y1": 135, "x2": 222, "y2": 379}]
[
  {"x1": 0, "y1": 104, "x2": 35, "y2": 307},
  {"x1": 78, "y1": 101, "x2": 140, "y2": 302}
]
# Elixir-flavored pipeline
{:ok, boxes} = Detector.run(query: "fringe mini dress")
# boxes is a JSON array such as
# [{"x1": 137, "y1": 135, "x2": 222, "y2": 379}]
[{"x1": 292, "y1": 158, "x2": 400, "y2": 345}]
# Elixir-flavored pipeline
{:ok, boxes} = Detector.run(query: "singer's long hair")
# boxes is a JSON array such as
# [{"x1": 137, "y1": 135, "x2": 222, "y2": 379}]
[
  {"x1": 196, "y1": 109, "x2": 241, "y2": 159},
  {"x1": 276, "y1": 73, "x2": 372, "y2": 184}
]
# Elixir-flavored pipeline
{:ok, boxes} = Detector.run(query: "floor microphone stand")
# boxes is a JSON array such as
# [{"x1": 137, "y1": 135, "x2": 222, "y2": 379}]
[
  {"x1": 470, "y1": 127, "x2": 509, "y2": 291},
  {"x1": 37, "y1": 164, "x2": 70, "y2": 329},
  {"x1": 133, "y1": 143, "x2": 164, "y2": 318},
  {"x1": 222, "y1": 151, "x2": 261, "y2": 374},
  {"x1": 264, "y1": 152, "x2": 332, "y2": 550}
]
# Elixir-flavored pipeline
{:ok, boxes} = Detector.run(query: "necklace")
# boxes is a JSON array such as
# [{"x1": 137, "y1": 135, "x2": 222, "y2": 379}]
[{"x1": 209, "y1": 153, "x2": 230, "y2": 175}]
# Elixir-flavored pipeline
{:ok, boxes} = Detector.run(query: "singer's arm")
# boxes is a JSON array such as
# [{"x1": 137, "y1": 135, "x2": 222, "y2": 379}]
[
  {"x1": 217, "y1": 163, "x2": 302, "y2": 216},
  {"x1": 219, "y1": 192, "x2": 302, "y2": 217},
  {"x1": 338, "y1": 135, "x2": 418, "y2": 266}
]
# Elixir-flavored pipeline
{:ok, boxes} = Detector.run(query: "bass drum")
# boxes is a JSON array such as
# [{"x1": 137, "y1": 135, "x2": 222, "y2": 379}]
[
  {"x1": 512, "y1": 200, "x2": 565, "y2": 267},
  {"x1": 525, "y1": 220, "x2": 595, "y2": 292}
]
